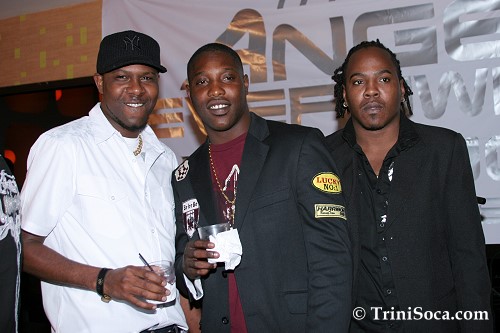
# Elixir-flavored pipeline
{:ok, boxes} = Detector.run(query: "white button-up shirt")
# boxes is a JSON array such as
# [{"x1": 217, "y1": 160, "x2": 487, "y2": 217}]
[{"x1": 21, "y1": 103, "x2": 187, "y2": 332}]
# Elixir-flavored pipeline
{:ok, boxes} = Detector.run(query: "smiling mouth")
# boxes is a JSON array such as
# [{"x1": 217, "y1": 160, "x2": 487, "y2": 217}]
[
  {"x1": 209, "y1": 103, "x2": 229, "y2": 110},
  {"x1": 126, "y1": 103, "x2": 145, "y2": 108},
  {"x1": 207, "y1": 102, "x2": 231, "y2": 116}
]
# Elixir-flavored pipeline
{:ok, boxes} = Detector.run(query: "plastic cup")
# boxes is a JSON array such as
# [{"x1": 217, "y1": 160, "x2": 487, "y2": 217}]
[
  {"x1": 148, "y1": 260, "x2": 176, "y2": 304},
  {"x1": 197, "y1": 222, "x2": 231, "y2": 240}
]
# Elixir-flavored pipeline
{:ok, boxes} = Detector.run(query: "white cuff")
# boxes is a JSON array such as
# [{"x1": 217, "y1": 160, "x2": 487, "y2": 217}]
[{"x1": 183, "y1": 273, "x2": 203, "y2": 300}]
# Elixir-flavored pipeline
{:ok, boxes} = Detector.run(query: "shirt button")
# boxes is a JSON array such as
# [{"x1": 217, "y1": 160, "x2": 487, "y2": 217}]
[
  {"x1": 110, "y1": 196, "x2": 115, "y2": 200},
  {"x1": 222, "y1": 271, "x2": 227, "y2": 278},
  {"x1": 387, "y1": 289, "x2": 392, "y2": 295},
  {"x1": 382, "y1": 256, "x2": 388, "y2": 261},
  {"x1": 379, "y1": 223, "x2": 385, "y2": 228},
  {"x1": 376, "y1": 189, "x2": 382, "y2": 194},
  {"x1": 221, "y1": 317, "x2": 229, "y2": 325}
]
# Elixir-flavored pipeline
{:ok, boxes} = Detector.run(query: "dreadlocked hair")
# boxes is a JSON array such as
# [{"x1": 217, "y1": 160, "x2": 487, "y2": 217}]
[{"x1": 332, "y1": 39, "x2": 413, "y2": 118}]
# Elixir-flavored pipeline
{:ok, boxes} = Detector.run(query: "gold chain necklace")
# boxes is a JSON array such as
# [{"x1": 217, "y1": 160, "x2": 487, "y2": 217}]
[
  {"x1": 208, "y1": 144, "x2": 237, "y2": 225},
  {"x1": 133, "y1": 134, "x2": 143, "y2": 156}
]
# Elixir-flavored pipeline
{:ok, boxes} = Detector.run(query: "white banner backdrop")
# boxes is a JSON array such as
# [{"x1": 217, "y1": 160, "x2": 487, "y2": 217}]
[{"x1": 102, "y1": 0, "x2": 500, "y2": 243}]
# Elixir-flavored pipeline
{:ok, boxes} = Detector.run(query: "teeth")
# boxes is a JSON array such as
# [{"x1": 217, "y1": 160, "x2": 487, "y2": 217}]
[
  {"x1": 209, "y1": 104, "x2": 228, "y2": 110},
  {"x1": 127, "y1": 103, "x2": 144, "y2": 107}
]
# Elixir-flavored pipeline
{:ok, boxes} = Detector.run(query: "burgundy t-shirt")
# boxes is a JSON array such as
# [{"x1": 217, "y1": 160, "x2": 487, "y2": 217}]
[{"x1": 209, "y1": 133, "x2": 248, "y2": 333}]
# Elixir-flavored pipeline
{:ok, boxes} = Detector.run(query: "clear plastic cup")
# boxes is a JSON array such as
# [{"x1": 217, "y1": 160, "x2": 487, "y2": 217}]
[
  {"x1": 197, "y1": 222, "x2": 231, "y2": 240},
  {"x1": 148, "y1": 260, "x2": 176, "y2": 304}
]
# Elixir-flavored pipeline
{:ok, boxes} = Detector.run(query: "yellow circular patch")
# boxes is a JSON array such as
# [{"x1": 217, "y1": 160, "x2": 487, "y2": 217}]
[{"x1": 312, "y1": 172, "x2": 342, "y2": 193}]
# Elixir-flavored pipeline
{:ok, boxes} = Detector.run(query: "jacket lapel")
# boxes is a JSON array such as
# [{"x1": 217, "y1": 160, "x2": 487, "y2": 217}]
[
  {"x1": 336, "y1": 144, "x2": 357, "y2": 206},
  {"x1": 233, "y1": 114, "x2": 269, "y2": 232},
  {"x1": 189, "y1": 142, "x2": 218, "y2": 228},
  {"x1": 385, "y1": 144, "x2": 425, "y2": 229},
  {"x1": 384, "y1": 116, "x2": 423, "y2": 230}
]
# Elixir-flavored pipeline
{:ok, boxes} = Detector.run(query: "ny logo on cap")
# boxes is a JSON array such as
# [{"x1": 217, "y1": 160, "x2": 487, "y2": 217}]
[{"x1": 123, "y1": 36, "x2": 141, "y2": 51}]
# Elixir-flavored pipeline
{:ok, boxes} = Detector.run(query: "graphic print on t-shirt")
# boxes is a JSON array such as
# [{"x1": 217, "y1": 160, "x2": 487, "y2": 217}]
[{"x1": 221, "y1": 164, "x2": 239, "y2": 224}]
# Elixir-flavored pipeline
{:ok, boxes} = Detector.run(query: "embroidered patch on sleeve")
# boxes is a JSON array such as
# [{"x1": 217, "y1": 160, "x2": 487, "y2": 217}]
[
  {"x1": 314, "y1": 204, "x2": 346, "y2": 219},
  {"x1": 182, "y1": 198, "x2": 199, "y2": 237},
  {"x1": 175, "y1": 159, "x2": 189, "y2": 181},
  {"x1": 312, "y1": 172, "x2": 342, "y2": 193}
]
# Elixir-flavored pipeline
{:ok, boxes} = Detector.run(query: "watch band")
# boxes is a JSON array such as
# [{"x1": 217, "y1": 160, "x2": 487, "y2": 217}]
[{"x1": 96, "y1": 268, "x2": 112, "y2": 303}]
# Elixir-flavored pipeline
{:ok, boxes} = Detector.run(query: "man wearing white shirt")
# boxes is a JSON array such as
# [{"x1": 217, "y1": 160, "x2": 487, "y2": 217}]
[{"x1": 21, "y1": 30, "x2": 187, "y2": 333}]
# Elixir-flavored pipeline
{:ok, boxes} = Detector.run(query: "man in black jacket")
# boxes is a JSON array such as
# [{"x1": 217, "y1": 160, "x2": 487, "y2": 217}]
[
  {"x1": 326, "y1": 40, "x2": 493, "y2": 332},
  {"x1": 173, "y1": 43, "x2": 352, "y2": 333}
]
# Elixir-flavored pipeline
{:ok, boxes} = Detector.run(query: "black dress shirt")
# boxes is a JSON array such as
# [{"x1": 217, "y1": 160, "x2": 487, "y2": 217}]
[{"x1": 344, "y1": 117, "x2": 418, "y2": 332}]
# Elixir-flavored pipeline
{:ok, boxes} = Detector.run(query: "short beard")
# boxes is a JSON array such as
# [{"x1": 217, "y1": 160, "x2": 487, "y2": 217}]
[
  {"x1": 104, "y1": 103, "x2": 148, "y2": 133},
  {"x1": 363, "y1": 124, "x2": 385, "y2": 131}
]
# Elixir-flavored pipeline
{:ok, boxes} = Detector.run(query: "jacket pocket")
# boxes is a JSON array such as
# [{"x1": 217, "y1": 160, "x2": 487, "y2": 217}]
[{"x1": 250, "y1": 187, "x2": 289, "y2": 211}]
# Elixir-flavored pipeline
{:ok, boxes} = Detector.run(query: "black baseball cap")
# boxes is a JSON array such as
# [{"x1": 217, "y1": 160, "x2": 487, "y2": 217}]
[{"x1": 96, "y1": 30, "x2": 167, "y2": 74}]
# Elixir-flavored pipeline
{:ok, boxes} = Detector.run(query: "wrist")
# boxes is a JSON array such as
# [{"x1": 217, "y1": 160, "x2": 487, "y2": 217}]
[{"x1": 96, "y1": 268, "x2": 112, "y2": 303}]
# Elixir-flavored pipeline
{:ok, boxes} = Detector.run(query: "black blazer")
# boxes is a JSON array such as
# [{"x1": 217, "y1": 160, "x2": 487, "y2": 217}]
[
  {"x1": 173, "y1": 113, "x2": 352, "y2": 333},
  {"x1": 326, "y1": 116, "x2": 493, "y2": 332}
]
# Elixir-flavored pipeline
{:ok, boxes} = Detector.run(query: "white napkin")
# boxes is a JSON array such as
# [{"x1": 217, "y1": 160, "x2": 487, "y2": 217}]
[{"x1": 208, "y1": 228, "x2": 242, "y2": 270}]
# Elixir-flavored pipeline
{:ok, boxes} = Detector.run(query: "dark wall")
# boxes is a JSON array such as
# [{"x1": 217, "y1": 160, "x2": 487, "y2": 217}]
[{"x1": 0, "y1": 78, "x2": 98, "y2": 187}]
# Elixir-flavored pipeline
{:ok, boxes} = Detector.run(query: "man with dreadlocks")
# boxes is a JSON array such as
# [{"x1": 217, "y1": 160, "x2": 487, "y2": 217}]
[{"x1": 326, "y1": 40, "x2": 493, "y2": 332}]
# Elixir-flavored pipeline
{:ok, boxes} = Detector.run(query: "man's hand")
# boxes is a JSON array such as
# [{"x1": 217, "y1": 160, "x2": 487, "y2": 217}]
[
  {"x1": 183, "y1": 240, "x2": 219, "y2": 280},
  {"x1": 103, "y1": 266, "x2": 170, "y2": 310},
  {"x1": 22, "y1": 231, "x2": 171, "y2": 311}
]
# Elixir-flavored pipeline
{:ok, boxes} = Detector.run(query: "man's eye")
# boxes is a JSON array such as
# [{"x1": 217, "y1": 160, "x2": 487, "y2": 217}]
[
  {"x1": 196, "y1": 79, "x2": 207, "y2": 85},
  {"x1": 353, "y1": 79, "x2": 363, "y2": 85},
  {"x1": 380, "y1": 77, "x2": 390, "y2": 83}
]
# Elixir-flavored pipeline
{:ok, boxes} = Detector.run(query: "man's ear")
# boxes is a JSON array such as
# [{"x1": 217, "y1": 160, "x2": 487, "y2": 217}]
[
  {"x1": 93, "y1": 74, "x2": 104, "y2": 95},
  {"x1": 243, "y1": 74, "x2": 249, "y2": 94},
  {"x1": 399, "y1": 79, "x2": 405, "y2": 99}
]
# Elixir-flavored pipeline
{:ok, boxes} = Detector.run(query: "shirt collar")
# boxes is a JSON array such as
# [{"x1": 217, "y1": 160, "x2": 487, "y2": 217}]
[
  {"x1": 342, "y1": 112, "x2": 420, "y2": 152},
  {"x1": 89, "y1": 103, "x2": 166, "y2": 154},
  {"x1": 89, "y1": 103, "x2": 115, "y2": 144}
]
